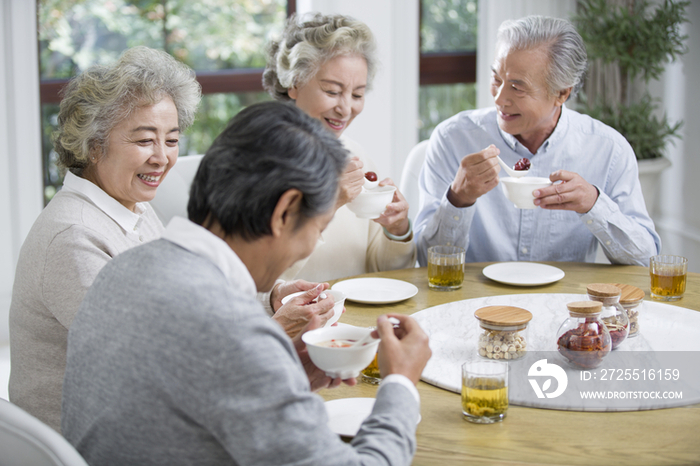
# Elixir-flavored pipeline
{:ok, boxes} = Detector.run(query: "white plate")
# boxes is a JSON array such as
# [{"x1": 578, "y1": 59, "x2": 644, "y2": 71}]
[
  {"x1": 331, "y1": 278, "x2": 418, "y2": 304},
  {"x1": 482, "y1": 262, "x2": 565, "y2": 286},
  {"x1": 325, "y1": 397, "x2": 421, "y2": 437}
]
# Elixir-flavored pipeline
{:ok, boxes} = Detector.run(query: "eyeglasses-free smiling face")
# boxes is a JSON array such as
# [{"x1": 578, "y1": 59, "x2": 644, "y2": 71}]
[
  {"x1": 85, "y1": 96, "x2": 180, "y2": 212},
  {"x1": 490, "y1": 47, "x2": 570, "y2": 152},
  {"x1": 288, "y1": 54, "x2": 368, "y2": 138}
]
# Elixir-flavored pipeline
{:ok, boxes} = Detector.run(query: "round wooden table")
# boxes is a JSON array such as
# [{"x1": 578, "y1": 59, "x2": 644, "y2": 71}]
[{"x1": 319, "y1": 262, "x2": 700, "y2": 466}]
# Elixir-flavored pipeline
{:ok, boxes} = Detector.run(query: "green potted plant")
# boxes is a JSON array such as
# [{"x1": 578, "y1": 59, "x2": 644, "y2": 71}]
[{"x1": 573, "y1": 0, "x2": 689, "y2": 211}]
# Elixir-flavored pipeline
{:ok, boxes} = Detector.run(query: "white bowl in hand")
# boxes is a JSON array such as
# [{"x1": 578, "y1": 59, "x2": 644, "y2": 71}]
[
  {"x1": 302, "y1": 325, "x2": 379, "y2": 379},
  {"x1": 500, "y1": 176, "x2": 553, "y2": 209},
  {"x1": 281, "y1": 289, "x2": 346, "y2": 327},
  {"x1": 346, "y1": 185, "x2": 396, "y2": 219}
]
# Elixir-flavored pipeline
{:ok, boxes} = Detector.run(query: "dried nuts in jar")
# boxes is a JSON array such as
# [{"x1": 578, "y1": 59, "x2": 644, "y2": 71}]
[{"x1": 474, "y1": 306, "x2": 533, "y2": 361}]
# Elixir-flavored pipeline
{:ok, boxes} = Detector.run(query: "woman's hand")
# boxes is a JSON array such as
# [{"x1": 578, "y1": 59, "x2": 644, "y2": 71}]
[
  {"x1": 292, "y1": 316, "x2": 358, "y2": 392},
  {"x1": 374, "y1": 178, "x2": 411, "y2": 239},
  {"x1": 272, "y1": 284, "x2": 335, "y2": 338},
  {"x1": 336, "y1": 156, "x2": 364, "y2": 208}
]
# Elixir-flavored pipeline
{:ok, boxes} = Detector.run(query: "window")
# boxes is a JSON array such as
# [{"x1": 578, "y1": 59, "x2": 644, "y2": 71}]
[
  {"x1": 38, "y1": 0, "x2": 295, "y2": 203},
  {"x1": 419, "y1": 0, "x2": 478, "y2": 141}
]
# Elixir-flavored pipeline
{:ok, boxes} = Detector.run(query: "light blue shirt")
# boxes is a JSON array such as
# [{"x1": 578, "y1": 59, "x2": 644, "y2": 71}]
[{"x1": 415, "y1": 106, "x2": 661, "y2": 266}]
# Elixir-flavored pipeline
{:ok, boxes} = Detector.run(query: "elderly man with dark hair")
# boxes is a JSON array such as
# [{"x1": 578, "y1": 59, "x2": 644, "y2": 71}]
[
  {"x1": 415, "y1": 15, "x2": 660, "y2": 266},
  {"x1": 61, "y1": 101, "x2": 430, "y2": 466}
]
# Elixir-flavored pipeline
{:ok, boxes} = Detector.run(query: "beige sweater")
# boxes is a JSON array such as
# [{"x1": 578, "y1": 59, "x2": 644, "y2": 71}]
[
  {"x1": 9, "y1": 173, "x2": 163, "y2": 432},
  {"x1": 278, "y1": 137, "x2": 417, "y2": 284}
]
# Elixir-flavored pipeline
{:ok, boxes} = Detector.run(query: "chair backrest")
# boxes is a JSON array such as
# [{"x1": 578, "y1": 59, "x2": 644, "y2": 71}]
[
  {"x1": 0, "y1": 399, "x2": 88, "y2": 466},
  {"x1": 150, "y1": 154, "x2": 204, "y2": 225},
  {"x1": 399, "y1": 140, "x2": 429, "y2": 224}
]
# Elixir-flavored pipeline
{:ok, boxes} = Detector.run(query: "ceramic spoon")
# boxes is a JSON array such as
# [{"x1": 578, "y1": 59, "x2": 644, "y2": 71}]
[
  {"x1": 351, "y1": 332, "x2": 379, "y2": 348},
  {"x1": 497, "y1": 155, "x2": 531, "y2": 178}
]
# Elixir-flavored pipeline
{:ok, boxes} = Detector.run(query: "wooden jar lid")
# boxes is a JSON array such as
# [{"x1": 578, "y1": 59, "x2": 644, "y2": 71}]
[
  {"x1": 586, "y1": 283, "x2": 622, "y2": 298},
  {"x1": 610, "y1": 283, "x2": 645, "y2": 304},
  {"x1": 567, "y1": 301, "x2": 603, "y2": 314},
  {"x1": 474, "y1": 306, "x2": 533, "y2": 326}
]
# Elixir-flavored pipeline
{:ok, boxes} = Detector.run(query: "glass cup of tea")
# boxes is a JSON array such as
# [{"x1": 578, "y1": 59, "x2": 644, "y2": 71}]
[
  {"x1": 461, "y1": 360, "x2": 509, "y2": 424},
  {"x1": 361, "y1": 353, "x2": 381, "y2": 384},
  {"x1": 428, "y1": 245, "x2": 465, "y2": 290},
  {"x1": 360, "y1": 326, "x2": 381, "y2": 384},
  {"x1": 650, "y1": 255, "x2": 688, "y2": 301}
]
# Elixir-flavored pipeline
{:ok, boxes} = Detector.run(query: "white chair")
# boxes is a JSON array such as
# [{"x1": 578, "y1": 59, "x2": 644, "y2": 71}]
[
  {"x1": 150, "y1": 154, "x2": 204, "y2": 225},
  {"x1": 399, "y1": 140, "x2": 429, "y2": 224},
  {"x1": 0, "y1": 399, "x2": 88, "y2": 466}
]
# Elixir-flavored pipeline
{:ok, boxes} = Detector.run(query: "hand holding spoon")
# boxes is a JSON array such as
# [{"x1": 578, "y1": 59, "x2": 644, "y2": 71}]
[
  {"x1": 350, "y1": 317, "x2": 400, "y2": 347},
  {"x1": 497, "y1": 155, "x2": 532, "y2": 178}
]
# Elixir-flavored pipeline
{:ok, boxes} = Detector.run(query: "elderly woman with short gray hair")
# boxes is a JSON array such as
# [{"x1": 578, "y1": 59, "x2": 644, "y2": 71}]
[
  {"x1": 262, "y1": 13, "x2": 416, "y2": 296},
  {"x1": 9, "y1": 45, "x2": 201, "y2": 432},
  {"x1": 415, "y1": 15, "x2": 660, "y2": 266}
]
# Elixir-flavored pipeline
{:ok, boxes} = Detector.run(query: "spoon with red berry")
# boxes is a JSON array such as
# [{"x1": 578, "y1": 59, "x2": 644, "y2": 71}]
[
  {"x1": 363, "y1": 171, "x2": 379, "y2": 189},
  {"x1": 496, "y1": 155, "x2": 532, "y2": 178}
]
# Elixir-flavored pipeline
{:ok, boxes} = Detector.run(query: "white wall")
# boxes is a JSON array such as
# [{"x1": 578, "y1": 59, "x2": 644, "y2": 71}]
[
  {"x1": 653, "y1": 0, "x2": 700, "y2": 273},
  {"x1": 0, "y1": 0, "x2": 44, "y2": 345}
]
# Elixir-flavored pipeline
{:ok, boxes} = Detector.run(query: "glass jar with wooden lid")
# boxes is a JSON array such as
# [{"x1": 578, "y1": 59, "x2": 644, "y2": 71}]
[
  {"x1": 474, "y1": 306, "x2": 532, "y2": 361},
  {"x1": 610, "y1": 283, "x2": 644, "y2": 338},
  {"x1": 586, "y1": 283, "x2": 629, "y2": 349},
  {"x1": 556, "y1": 301, "x2": 612, "y2": 369}
]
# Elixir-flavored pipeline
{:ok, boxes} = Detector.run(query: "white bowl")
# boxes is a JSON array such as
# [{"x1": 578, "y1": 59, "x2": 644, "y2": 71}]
[
  {"x1": 280, "y1": 289, "x2": 346, "y2": 327},
  {"x1": 346, "y1": 186, "x2": 396, "y2": 219},
  {"x1": 500, "y1": 176, "x2": 553, "y2": 209},
  {"x1": 302, "y1": 325, "x2": 379, "y2": 379}
]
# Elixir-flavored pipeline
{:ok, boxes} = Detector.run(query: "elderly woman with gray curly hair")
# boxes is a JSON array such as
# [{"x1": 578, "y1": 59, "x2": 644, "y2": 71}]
[
  {"x1": 261, "y1": 13, "x2": 417, "y2": 318},
  {"x1": 8, "y1": 45, "x2": 201, "y2": 433}
]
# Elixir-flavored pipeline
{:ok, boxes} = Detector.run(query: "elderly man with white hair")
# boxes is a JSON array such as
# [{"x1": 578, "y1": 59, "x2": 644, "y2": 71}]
[{"x1": 415, "y1": 15, "x2": 660, "y2": 267}]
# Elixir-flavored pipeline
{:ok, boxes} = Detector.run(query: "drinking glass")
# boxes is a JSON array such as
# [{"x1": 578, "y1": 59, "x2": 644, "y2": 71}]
[
  {"x1": 361, "y1": 353, "x2": 381, "y2": 384},
  {"x1": 650, "y1": 255, "x2": 688, "y2": 301},
  {"x1": 461, "y1": 360, "x2": 509, "y2": 424},
  {"x1": 428, "y1": 245, "x2": 465, "y2": 290}
]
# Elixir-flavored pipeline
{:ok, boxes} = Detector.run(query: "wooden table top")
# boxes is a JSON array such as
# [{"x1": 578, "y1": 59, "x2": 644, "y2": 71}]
[{"x1": 319, "y1": 262, "x2": 700, "y2": 466}]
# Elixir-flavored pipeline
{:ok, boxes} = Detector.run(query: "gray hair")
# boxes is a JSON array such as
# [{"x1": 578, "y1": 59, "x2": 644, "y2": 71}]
[
  {"x1": 54, "y1": 46, "x2": 201, "y2": 175},
  {"x1": 262, "y1": 13, "x2": 377, "y2": 101},
  {"x1": 188, "y1": 101, "x2": 347, "y2": 240},
  {"x1": 496, "y1": 15, "x2": 587, "y2": 98}
]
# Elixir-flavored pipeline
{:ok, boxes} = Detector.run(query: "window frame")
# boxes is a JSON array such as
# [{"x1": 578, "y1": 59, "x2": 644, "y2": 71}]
[
  {"x1": 38, "y1": 0, "x2": 297, "y2": 104},
  {"x1": 418, "y1": 1, "x2": 477, "y2": 86}
]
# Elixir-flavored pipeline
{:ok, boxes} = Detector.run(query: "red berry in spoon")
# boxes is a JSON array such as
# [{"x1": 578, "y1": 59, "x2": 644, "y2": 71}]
[
  {"x1": 364, "y1": 171, "x2": 378, "y2": 182},
  {"x1": 514, "y1": 157, "x2": 531, "y2": 171}
]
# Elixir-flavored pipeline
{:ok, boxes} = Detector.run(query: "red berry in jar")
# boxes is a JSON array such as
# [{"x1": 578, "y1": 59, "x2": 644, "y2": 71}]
[
  {"x1": 514, "y1": 158, "x2": 531, "y2": 171},
  {"x1": 364, "y1": 171, "x2": 378, "y2": 182}
]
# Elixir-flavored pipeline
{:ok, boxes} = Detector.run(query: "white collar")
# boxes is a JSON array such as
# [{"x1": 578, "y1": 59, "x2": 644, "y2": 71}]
[
  {"x1": 61, "y1": 171, "x2": 146, "y2": 232},
  {"x1": 161, "y1": 216, "x2": 257, "y2": 297}
]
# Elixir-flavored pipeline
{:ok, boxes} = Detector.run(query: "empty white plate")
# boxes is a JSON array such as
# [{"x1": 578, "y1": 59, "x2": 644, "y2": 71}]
[
  {"x1": 331, "y1": 278, "x2": 418, "y2": 304},
  {"x1": 482, "y1": 262, "x2": 565, "y2": 286},
  {"x1": 325, "y1": 397, "x2": 421, "y2": 437}
]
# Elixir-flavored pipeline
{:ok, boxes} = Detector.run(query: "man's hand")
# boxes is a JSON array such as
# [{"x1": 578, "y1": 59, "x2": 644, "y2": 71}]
[
  {"x1": 376, "y1": 314, "x2": 431, "y2": 385},
  {"x1": 293, "y1": 316, "x2": 358, "y2": 392},
  {"x1": 336, "y1": 156, "x2": 365, "y2": 208},
  {"x1": 447, "y1": 144, "x2": 501, "y2": 207},
  {"x1": 533, "y1": 170, "x2": 599, "y2": 214},
  {"x1": 272, "y1": 284, "x2": 335, "y2": 338}
]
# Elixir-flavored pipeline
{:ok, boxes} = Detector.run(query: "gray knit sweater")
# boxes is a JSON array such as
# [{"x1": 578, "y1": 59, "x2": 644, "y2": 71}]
[{"x1": 62, "y1": 234, "x2": 418, "y2": 465}]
